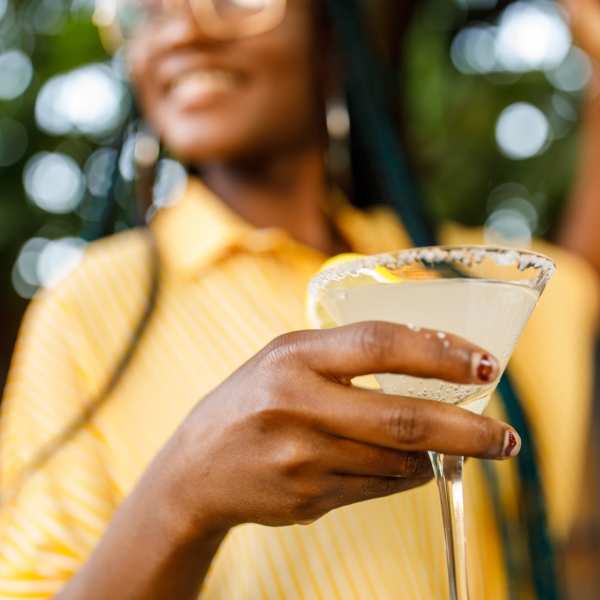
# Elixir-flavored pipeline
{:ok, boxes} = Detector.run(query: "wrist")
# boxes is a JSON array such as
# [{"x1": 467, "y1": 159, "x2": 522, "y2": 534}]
[{"x1": 144, "y1": 429, "x2": 233, "y2": 549}]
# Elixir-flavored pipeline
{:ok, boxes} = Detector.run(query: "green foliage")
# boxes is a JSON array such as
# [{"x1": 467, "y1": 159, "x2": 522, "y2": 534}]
[
  {"x1": 0, "y1": 3, "x2": 107, "y2": 311},
  {"x1": 403, "y1": 0, "x2": 581, "y2": 232}
]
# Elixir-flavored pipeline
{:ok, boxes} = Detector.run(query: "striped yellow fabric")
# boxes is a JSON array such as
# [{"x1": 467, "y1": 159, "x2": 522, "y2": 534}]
[{"x1": 0, "y1": 179, "x2": 597, "y2": 599}]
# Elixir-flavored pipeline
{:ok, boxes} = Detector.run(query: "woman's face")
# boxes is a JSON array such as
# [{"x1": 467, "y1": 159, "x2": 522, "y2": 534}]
[{"x1": 128, "y1": 0, "x2": 327, "y2": 164}]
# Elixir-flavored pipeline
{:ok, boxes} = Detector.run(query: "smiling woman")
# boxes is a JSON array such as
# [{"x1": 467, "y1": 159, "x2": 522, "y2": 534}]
[{"x1": 0, "y1": 1, "x2": 598, "y2": 600}]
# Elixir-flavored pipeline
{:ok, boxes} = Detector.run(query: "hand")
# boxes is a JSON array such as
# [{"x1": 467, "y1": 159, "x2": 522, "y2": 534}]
[
  {"x1": 160, "y1": 321, "x2": 517, "y2": 540},
  {"x1": 562, "y1": 0, "x2": 600, "y2": 61}
]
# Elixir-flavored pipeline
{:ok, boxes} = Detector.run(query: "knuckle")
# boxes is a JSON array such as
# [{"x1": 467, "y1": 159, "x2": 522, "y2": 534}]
[
  {"x1": 432, "y1": 336, "x2": 451, "y2": 367},
  {"x1": 356, "y1": 322, "x2": 396, "y2": 363},
  {"x1": 387, "y1": 404, "x2": 427, "y2": 446},
  {"x1": 275, "y1": 440, "x2": 316, "y2": 477},
  {"x1": 433, "y1": 335, "x2": 471, "y2": 377},
  {"x1": 290, "y1": 484, "x2": 324, "y2": 522},
  {"x1": 251, "y1": 352, "x2": 307, "y2": 421},
  {"x1": 250, "y1": 386, "x2": 290, "y2": 429},
  {"x1": 399, "y1": 453, "x2": 431, "y2": 477},
  {"x1": 361, "y1": 477, "x2": 399, "y2": 498},
  {"x1": 428, "y1": 336, "x2": 470, "y2": 381},
  {"x1": 262, "y1": 333, "x2": 300, "y2": 366},
  {"x1": 480, "y1": 418, "x2": 505, "y2": 456}
]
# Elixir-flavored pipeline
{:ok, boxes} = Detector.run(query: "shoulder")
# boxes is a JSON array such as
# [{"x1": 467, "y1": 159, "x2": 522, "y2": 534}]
[
  {"x1": 54, "y1": 227, "x2": 153, "y2": 302},
  {"x1": 15, "y1": 228, "x2": 157, "y2": 392},
  {"x1": 31, "y1": 228, "x2": 154, "y2": 317}
]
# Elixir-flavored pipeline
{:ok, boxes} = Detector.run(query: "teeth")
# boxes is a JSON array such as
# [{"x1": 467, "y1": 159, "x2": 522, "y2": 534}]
[{"x1": 172, "y1": 70, "x2": 236, "y2": 94}]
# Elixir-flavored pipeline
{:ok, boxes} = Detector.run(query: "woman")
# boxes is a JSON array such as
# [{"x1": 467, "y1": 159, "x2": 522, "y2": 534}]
[{"x1": 0, "y1": 1, "x2": 597, "y2": 598}]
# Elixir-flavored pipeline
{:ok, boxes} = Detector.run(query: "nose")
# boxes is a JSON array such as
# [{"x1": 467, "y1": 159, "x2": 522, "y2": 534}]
[
  {"x1": 127, "y1": 2, "x2": 228, "y2": 86},
  {"x1": 155, "y1": 2, "x2": 227, "y2": 50},
  {"x1": 144, "y1": 0, "x2": 229, "y2": 53}
]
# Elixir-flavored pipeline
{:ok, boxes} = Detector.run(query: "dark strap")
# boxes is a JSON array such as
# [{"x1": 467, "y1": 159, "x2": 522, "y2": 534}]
[
  {"x1": 480, "y1": 460, "x2": 527, "y2": 600},
  {"x1": 0, "y1": 229, "x2": 161, "y2": 506},
  {"x1": 496, "y1": 376, "x2": 561, "y2": 599}
]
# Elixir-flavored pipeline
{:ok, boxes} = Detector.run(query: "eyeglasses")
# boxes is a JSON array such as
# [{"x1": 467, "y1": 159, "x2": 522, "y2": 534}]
[{"x1": 115, "y1": 0, "x2": 287, "y2": 40}]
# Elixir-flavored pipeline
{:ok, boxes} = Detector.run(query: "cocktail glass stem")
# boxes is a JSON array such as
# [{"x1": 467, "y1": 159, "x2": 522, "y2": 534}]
[{"x1": 429, "y1": 451, "x2": 470, "y2": 600}]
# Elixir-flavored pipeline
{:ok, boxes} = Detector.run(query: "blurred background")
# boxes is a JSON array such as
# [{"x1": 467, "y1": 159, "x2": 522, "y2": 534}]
[
  {"x1": 0, "y1": 0, "x2": 598, "y2": 596},
  {"x1": 0, "y1": 0, "x2": 588, "y2": 382}
]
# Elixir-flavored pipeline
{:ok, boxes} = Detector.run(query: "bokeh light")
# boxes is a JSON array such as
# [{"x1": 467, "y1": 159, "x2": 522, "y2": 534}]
[
  {"x1": 85, "y1": 147, "x2": 117, "y2": 197},
  {"x1": 37, "y1": 237, "x2": 87, "y2": 288},
  {"x1": 0, "y1": 0, "x2": 590, "y2": 318},
  {"x1": 0, "y1": 50, "x2": 33, "y2": 100},
  {"x1": 0, "y1": 118, "x2": 28, "y2": 167},
  {"x1": 495, "y1": 102, "x2": 550, "y2": 160},
  {"x1": 71, "y1": 0, "x2": 97, "y2": 14},
  {"x1": 485, "y1": 209, "x2": 533, "y2": 247},
  {"x1": 36, "y1": 64, "x2": 129, "y2": 138},
  {"x1": 551, "y1": 93, "x2": 578, "y2": 123},
  {"x1": 547, "y1": 47, "x2": 593, "y2": 93},
  {"x1": 451, "y1": 25, "x2": 497, "y2": 74},
  {"x1": 451, "y1": 0, "x2": 572, "y2": 76},
  {"x1": 24, "y1": 0, "x2": 67, "y2": 35},
  {"x1": 16, "y1": 238, "x2": 47, "y2": 286},
  {"x1": 12, "y1": 237, "x2": 48, "y2": 298},
  {"x1": 119, "y1": 133, "x2": 137, "y2": 181},
  {"x1": 495, "y1": 1, "x2": 570, "y2": 72},
  {"x1": 153, "y1": 158, "x2": 187, "y2": 208},
  {"x1": 484, "y1": 182, "x2": 541, "y2": 247},
  {"x1": 24, "y1": 152, "x2": 85, "y2": 214},
  {"x1": 11, "y1": 236, "x2": 88, "y2": 298}
]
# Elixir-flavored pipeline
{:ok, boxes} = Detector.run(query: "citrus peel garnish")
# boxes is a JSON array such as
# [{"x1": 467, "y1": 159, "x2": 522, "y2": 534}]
[{"x1": 306, "y1": 253, "x2": 401, "y2": 329}]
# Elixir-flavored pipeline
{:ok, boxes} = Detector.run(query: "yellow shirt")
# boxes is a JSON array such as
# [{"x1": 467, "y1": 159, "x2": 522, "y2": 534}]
[{"x1": 0, "y1": 179, "x2": 597, "y2": 599}]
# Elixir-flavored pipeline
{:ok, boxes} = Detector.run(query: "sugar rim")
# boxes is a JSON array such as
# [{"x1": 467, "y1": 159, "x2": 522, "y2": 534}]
[{"x1": 309, "y1": 245, "x2": 557, "y2": 297}]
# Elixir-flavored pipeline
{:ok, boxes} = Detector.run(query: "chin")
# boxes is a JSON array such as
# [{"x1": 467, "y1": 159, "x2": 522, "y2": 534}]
[
  {"x1": 159, "y1": 116, "x2": 277, "y2": 166},
  {"x1": 157, "y1": 114, "x2": 229, "y2": 161},
  {"x1": 164, "y1": 135, "x2": 230, "y2": 164}
]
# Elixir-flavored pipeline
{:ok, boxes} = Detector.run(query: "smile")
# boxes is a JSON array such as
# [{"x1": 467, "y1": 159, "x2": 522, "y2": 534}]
[{"x1": 169, "y1": 69, "x2": 241, "y2": 108}]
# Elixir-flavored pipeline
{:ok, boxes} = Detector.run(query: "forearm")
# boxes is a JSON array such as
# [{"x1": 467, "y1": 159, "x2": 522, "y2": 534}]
[
  {"x1": 56, "y1": 447, "x2": 228, "y2": 600},
  {"x1": 560, "y1": 75, "x2": 600, "y2": 275}
]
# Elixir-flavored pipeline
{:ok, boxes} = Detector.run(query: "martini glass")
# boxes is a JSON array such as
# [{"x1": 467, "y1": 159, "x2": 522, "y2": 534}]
[{"x1": 308, "y1": 246, "x2": 555, "y2": 600}]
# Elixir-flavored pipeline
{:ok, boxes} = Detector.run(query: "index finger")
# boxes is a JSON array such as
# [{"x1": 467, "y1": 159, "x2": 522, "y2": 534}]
[{"x1": 294, "y1": 321, "x2": 499, "y2": 385}]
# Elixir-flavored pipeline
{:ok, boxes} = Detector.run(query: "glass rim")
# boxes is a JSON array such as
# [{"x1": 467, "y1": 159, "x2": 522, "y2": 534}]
[{"x1": 309, "y1": 245, "x2": 557, "y2": 297}]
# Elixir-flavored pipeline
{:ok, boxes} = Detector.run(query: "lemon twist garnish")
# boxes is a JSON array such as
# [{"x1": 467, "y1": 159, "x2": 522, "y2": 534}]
[{"x1": 306, "y1": 253, "x2": 401, "y2": 329}]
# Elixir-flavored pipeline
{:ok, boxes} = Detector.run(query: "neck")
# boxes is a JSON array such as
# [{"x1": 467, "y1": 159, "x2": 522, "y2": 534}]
[{"x1": 200, "y1": 146, "x2": 346, "y2": 256}]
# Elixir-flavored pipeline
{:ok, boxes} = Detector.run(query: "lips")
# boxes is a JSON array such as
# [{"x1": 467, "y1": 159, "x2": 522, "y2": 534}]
[
  {"x1": 150, "y1": 45, "x2": 247, "y2": 111},
  {"x1": 169, "y1": 69, "x2": 239, "y2": 104}
]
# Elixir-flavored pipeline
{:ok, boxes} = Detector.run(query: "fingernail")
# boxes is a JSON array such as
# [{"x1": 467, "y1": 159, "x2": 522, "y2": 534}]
[
  {"x1": 473, "y1": 353, "x2": 499, "y2": 383},
  {"x1": 502, "y1": 430, "x2": 521, "y2": 458}
]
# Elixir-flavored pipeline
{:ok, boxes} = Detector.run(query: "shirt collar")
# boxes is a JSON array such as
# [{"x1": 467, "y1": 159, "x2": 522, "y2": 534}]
[{"x1": 151, "y1": 177, "x2": 408, "y2": 277}]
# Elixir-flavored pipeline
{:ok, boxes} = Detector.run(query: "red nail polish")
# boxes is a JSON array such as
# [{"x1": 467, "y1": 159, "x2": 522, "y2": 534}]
[
  {"x1": 503, "y1": 431, "x2": 519, "y2": 458},
  {"x1": 477, "y1": 354, "x2": 496, "y2": 383}
]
